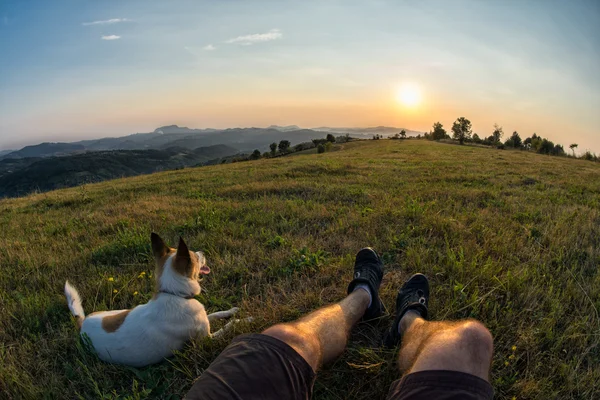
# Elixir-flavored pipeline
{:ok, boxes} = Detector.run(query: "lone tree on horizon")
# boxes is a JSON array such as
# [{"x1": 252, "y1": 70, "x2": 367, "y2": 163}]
[
  {"x1": 400, "y1": 129, "x2": 407, "y2": 139},
  {"x1": 570, "y1": 143, "x2": 578, "y2": 156},
  {"x1": 451, "y1": 117, "x2": 472, "y2": 145},
  {"x1": 270, "y1": 142, "x2": 277, "y2": 153}
]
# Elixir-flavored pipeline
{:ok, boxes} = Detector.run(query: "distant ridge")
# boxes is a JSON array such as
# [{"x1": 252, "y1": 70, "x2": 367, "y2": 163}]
[
  {"x1": 1, "y1": 124, "x2": 425, "y2": 161},
  {"x1": 2, "y1": 142, "x2": 85, "y2": 159},
  {"x1": 267, "y1": 125, "x2": 301, "y2": 132}
]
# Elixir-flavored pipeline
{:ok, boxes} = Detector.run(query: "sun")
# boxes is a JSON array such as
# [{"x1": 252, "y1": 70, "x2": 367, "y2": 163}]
[{"x1": 396, "y1": 83, "x2": 422, "y2": 108}]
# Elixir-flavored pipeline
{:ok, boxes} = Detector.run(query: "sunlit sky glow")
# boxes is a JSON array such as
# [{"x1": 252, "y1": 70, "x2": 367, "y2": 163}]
[{"x1": 1, "y1": 0, "x2": 599, "y2": 152}]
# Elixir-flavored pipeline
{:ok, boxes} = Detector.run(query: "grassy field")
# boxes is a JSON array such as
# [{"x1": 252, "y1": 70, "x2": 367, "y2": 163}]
[{"x1": 1, "y1": 139, "x2": 598, "y2": 399}]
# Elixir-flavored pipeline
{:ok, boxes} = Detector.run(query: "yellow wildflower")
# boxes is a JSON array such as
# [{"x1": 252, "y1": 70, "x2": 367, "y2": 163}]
[
  {"x1": 113, "y1": 289, "x2": 118, "y2": 293},
  {"x1": 512, "y1": 345, "x2": 517, "y2": 351},
  {"x1": 108, "y1": 277, "x2": 114, "y2": 282},
  {"x1": 509, "y1": 354, "x2": 515, "y2": 360},
  {"x1": 505, "y1": 361, "x2": 510, "y2": 367},
  {"x1": 138, "y1": 271, "x2": 146, "y2": 278},
  {"x1": 133, "y1": 291, "x2": 138, "y2": 296}
]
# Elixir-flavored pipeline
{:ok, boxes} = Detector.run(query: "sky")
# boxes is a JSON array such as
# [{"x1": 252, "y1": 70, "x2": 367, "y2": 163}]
[{"x1": 0, "y1": 0, "x2": 599, "y2": 152}]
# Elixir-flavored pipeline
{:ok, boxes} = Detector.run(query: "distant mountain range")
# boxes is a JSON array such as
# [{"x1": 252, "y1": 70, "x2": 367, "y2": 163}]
[
  {"x1": 0, "y1": 144, "x2": 239, "y2": 198},
  {"x1": 0, "y1": 124, "x2": 423, "y2": 198},
  {"x1": 0, "y1": 125, "x2": 419, "y2": 160}
]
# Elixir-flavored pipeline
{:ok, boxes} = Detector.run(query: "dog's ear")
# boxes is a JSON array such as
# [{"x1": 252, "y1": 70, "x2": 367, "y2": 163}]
[
  {"x1": 175, "y1": 237, "x2": 190, "y2": 261},
  {"x1": 151, "y1": 233, "x2": 169, "y2": 259},
  {"x1": 174, "y1": 237, "x2": 192, "y2": 276}
]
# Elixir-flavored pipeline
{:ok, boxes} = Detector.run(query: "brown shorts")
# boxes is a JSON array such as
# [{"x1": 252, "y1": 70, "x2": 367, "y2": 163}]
[{"x1": 185, "y1": 334, "x2": 494, "y2": 400}]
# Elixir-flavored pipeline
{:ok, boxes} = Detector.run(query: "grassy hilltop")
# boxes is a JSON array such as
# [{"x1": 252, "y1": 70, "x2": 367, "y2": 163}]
[{"x1": 0, "y1": 140, "x2": 598, "y2": 399}]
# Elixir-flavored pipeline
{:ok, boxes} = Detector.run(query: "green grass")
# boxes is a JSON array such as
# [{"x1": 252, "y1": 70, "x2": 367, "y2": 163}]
[{"x1": 1, "y1": 140, "x2": 598, "y2": 399}]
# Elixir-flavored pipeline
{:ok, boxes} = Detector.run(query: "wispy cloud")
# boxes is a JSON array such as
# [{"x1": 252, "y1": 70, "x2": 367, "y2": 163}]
[
  {"x1": 101, "y1": 35, "x2": 121, "y2": 41},
  {"x1": 83, "y1": 18, "x2": 131, "y2": 26},
  {"x1": 226, "y1": 29, "x2": 282, "y2": 45},
  {"x1": 203, "y1": 44, "x2": 216, "y2": 51}
]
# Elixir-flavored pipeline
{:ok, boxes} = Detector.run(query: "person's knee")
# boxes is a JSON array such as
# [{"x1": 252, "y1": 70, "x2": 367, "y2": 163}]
[
  {"x1": 263, "y1": 324, "x2": 321, "y2": 370},
  {"x1": 454, "y1": 320, "x2": 494, "y2": 361}
]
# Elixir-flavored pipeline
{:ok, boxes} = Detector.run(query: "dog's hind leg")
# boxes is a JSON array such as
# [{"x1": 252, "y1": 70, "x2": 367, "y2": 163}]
[
  {"x1": 211, "y1": 317, "x2": 253, "y2": 338},
  {"x1": 207, "y1": 307, "x2": 239, "y2": 323}
]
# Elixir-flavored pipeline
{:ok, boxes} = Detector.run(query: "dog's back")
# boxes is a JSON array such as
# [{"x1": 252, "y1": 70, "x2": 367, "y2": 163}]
[{"x1": 82, "y1": 293, "x2": 209, "y2": 367}]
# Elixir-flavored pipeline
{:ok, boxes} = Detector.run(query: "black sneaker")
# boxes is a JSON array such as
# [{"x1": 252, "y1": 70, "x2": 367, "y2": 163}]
[
  {"x1": 347, "y1": 248, "x2": 384, "y2": 320},
  {"x1": 383, "y1": 273, "x2": 429, "y2": 348}
]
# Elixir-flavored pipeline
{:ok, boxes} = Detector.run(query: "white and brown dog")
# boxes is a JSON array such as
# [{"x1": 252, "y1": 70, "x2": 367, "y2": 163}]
[{"x1": 64, "y1": 233, "x2": 246, "y2": 367}]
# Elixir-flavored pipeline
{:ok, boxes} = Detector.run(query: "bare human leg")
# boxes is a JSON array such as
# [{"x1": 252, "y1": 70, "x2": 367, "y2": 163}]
[
  {"x1": 263, "y1": 289, "x2": 370, "y2": 372},
  {"x1": 397, "y1": 311, "x2": 494, "y2": 381}
]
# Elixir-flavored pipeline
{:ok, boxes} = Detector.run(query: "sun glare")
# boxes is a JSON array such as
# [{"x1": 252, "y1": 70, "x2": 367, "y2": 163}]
[{"x1": 396, "y1": 83, "x2": 422, "y2": 108}]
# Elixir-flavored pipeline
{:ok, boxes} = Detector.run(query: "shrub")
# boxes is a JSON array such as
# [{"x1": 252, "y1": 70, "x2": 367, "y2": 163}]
[
  {"x1": 326, "y1": 134, "x2": 336, "y2": 143},
  {"x1": 317, "y1": 144, "x2": 325, "y2": 153},
  {"x1": 294, "y1": 142, "x2": 314, "y2": 152},
  {"x1": 582, "y1": 151, "x2": 598, "y2": 161}
]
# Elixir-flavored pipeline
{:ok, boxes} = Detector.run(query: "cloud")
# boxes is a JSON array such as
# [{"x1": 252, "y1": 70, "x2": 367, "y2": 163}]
[
  {"x1": 203, "y1": 44, "x2": 216, "y2": 51},
  {"x1": 226, "y1": 29, "x2": 282, "y2": 45},
  {"x1": 83, "y1": 18, "x2": 131, "y2": 26},
  {"x1": 101, "y1": 35, "x2": 121, "y2": 40}
]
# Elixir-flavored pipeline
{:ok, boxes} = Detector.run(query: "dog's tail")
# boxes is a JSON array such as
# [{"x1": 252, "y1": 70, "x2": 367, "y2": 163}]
[{"x1": 64, "y1": 280, "x2": 85, "y2": 330}]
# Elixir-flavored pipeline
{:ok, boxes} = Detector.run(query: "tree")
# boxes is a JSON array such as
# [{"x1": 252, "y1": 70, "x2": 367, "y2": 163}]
[
  {"x1": 431, "y1": 122, "x2": 446, "y2": 141},
  {"x1": 326, "y1": 134, "x2": 336, "y2": 143},
  {"x1": 451, "y1": 117, "x2": 472, "y2": 145},
  {"x1": 506, "y1": 131, "x2": 522, "y2": 148},
  {"x1": 269, "y1": 142, "x2": 277, "y2": 153},
  {"x1": 538, "y1": 138, "x2": 555, "y2": 154},
  {"x1": 399, "y1": 129, "x2": 407, "y2": 139},
  {"x1": 278, "y1": 140, "x2": 291, "y2": 152},
  {"x1": 472, "y1": 133, "x2": 481, "y2": 144},
  {"x1": 570, "y1": 143, "x2": 578, "y2": 156},
  {"x1": 317, "y1": 144, "x2": 325, "y2": 153},
  {"x1": 250, "y1": 149, "x2": 262, "y2": 160},
  {"x1": 492, "y1": 124, "x2": 503, "y2": 143}
]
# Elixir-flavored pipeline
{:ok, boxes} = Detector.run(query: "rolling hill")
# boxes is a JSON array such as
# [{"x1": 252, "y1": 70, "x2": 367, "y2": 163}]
[{"x1": 0, "y1": 140, "x2": 597, "y2": 399}]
